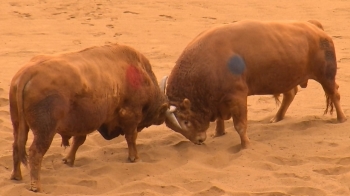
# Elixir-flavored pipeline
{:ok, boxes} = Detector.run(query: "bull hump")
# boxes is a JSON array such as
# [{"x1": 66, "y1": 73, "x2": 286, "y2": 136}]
[{"x1": 227, "y1": 55, "x2": 245, "y2": 75}]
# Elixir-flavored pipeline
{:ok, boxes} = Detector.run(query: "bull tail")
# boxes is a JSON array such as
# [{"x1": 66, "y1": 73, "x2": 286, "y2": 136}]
[
  {"x1": 12, "y1": 70, "x2": 31, "y2": 166},
  {"x1": 324, "y1": 94, "x2": 334, "y2": 115}
]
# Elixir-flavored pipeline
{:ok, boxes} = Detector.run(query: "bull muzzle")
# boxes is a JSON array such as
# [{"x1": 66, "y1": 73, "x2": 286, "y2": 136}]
[{"x1": 193, "y1": 132, "x2": 207, "y2": 145}]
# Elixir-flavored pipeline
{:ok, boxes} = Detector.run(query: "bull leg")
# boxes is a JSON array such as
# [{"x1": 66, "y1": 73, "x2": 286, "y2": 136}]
[
  {"x1": 62, "y1": 135, "x2": 86, "y2": 167},
  {"x1": 10, "y1": 122, "x2": 29, "y2": 181},
  {"x1": 321, "y1": 82, "x2": 347, "y2": 122},
  {"x1": 28, "y1": 132, "x2": 55, "y2": 192},
  {"x1": 213, "y1": 118, "x2": 226, "y2": 137},
  {"x1": 230, "y1": 96, "x2": 250, "y2": 149},
  {"x1": 125, "y1": 128, "x2": 139, "y2": 162},
  {"x1": 270, "y1": 86, "x2": 298, "y2": 123},
  {"x1": 332, "y1": 91, "x2": 347, "y2": 123}
]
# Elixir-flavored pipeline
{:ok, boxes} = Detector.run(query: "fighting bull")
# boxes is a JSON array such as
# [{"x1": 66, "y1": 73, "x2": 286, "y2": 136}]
[
  {"x1": 9, "y1": 43, "x2": 178, "y2": 192},
  {"x1": 163, "y1": 20, "x2": 347, "y2": 148}
]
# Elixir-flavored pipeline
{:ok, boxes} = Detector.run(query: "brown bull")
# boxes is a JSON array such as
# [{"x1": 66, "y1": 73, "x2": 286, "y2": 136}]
[
  {"x1": 9, "y1": 43, "x2": 178, "y2": 192},
  {"x1": 163, "y1": 20, "x2": 347, "y2": 148}
]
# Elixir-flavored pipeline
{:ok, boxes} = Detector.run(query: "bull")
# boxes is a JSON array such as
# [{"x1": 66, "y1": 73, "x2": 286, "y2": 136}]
[
  {"x1": 9, "y1": 43, "x2": 178, "y2": 192},
  {"x1": 163, "y1": 20, "x2": 347, "y2": 148}
]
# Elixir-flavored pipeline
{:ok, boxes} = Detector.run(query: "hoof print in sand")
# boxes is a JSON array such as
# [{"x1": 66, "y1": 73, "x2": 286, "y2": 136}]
[
  {"x1": 93, "y1": 32, "x2": 106, "y2": 37},
  {"x1": 202, "y1": 16, "x2": 216, "y2": 20},
  {"x1": 124, "y1": 11, "x2": 139, "y2": 15},
  {"x1": 0, "y1": 98, "x2": 9, "y2": 107},
  {"x1": 114, "y1": 33, "x2": 122, "y2": 37},
  {"x1": 159, "y1": 15, "x2": 173, "y2": 19}
]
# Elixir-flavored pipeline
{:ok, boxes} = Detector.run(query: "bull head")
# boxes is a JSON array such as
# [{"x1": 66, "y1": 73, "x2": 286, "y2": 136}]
[
  {"x1": 160, "y1": 76, "x2": 182, "y2": 130},
  {"x1": 160, "y1": 76, "x2": 207, "y2": 145}
]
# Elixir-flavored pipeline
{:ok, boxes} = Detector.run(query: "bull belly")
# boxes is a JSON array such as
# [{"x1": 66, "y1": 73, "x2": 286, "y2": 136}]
[
  {"x1": 248, "y1": 80, "x2": 302, "y2": 95},
  {"x1": 246, "y1": 68, "x2": 309, "y2": 95},
  {"x1": 97, "y1": 124, "x2": 124, "y2": 140},
  {"x1": 57, "y1": 110, "x2": 105, "y2": 136}
]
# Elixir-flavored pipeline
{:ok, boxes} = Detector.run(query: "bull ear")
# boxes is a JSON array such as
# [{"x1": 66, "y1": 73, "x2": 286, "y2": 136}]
[
  {"x1": 159, "y1": 103, "x2": 168, "y2": 115},
  {"x1": 181, "y1": 98, "x2": 191, "y2": 110},
  {"x1": 153, "y1": 103, "x2": 169, "y2": 125}
]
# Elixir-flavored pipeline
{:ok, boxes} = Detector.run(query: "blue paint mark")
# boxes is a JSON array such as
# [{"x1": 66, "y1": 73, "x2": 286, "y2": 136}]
[{"x1": 227, "y1": 55, "x2": 245, "y2": 75}]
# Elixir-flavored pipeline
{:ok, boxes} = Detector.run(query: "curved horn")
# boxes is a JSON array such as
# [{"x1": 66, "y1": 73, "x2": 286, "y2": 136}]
[
  {"x1": 160, "y1": 77, "x2": 182, "y2": 130},
  {"x1": 169, "y1": 105, "x2": 176, "y2": 112},
  {"x1": 160, "y1": 76, "x2": 168, "y2": 94},
  {"x1": 166, "y1": 106, "x2": 182, "y2": 130}
]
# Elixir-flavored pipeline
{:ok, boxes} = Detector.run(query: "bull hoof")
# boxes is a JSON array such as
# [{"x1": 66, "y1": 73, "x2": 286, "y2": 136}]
[
  {"x1": 30, "y1": 182, "x2": 41, "y2": 192},
  {"x1": 62, "y1": 157, "x2": 74, "y2": 167},
  {"x1": 270, "y1": 116, "x2": 283, "y2": 123},
  {"x1": 211, "y1": 132, "x2": 226, "y2": 138},
  {"x1": 30, "y1": 186, "x2": 40, "y2": 192},
  {"x1": 241, "y1": 140, "x2": 251, "y2": 149},
  {"x1": 337, "y1": 117, "x2": 347, "y2": 123},
  {"x1": 10, "y1": 172, "x2": 22, "y2": 181},
  {"x1": 128, "y1": 157, "x2": 140, "y2": 163}
]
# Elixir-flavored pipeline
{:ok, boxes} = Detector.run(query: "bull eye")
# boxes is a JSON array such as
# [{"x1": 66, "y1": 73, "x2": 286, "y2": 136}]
[{"x1": 184, "y1": 121, "x2": 189, "y2": 125}]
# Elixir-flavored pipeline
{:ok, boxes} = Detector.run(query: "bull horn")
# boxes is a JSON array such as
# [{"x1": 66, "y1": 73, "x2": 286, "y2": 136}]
[
  {"x1": 169, "y1": 105, "x2": 176, "y2": 112},
  {"x1": 166, "y1": 106, "x2": 182, "y2": 129},
  {"x1": 160, "y1": 76, "x2": 168, "y2": 94}
]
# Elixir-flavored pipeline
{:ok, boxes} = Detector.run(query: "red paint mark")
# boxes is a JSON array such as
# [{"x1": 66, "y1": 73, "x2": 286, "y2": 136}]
[{"x1": 126, "y1": 65, "x2": 143, "y2": 89}]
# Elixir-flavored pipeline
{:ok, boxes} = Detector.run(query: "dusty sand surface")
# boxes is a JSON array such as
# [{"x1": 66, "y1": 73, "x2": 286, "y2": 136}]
[{"x1": 1, "y1": 0, "x2": 350, "y2": 195}]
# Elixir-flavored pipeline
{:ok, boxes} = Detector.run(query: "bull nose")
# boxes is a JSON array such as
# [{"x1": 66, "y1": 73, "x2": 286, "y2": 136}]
[
  {"x1": 195, "y1": 139, "x2": 204, "y2": 145},
  {"x1": 194, "y1": 133, "x2": 207, "y2": 145}
]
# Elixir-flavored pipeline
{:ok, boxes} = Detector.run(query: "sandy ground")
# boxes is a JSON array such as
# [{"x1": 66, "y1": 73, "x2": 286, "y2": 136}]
[{"x1": 1, "y1": 0, "x2": 350, "y2": 195}]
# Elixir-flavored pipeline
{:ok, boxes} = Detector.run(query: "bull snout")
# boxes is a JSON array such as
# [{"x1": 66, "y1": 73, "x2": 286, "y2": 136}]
[{"x1": 192, "y1": 132, "x2": 207, "y2": 145}]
